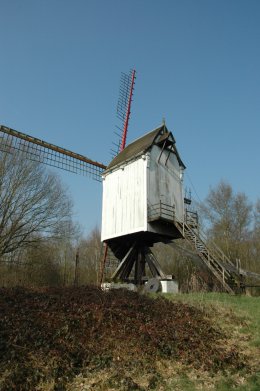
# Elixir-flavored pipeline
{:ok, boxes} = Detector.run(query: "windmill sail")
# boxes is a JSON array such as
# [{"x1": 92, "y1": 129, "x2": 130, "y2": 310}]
[
  {"x1": 100, "y1": 69, "x2": 136, "y2": 284},
  {"x1": 111, "y1": 69, "x2": 136, "y2": 157},
  {"x1": 0, "y1": 125, "x2": 106, "y2": 181}
]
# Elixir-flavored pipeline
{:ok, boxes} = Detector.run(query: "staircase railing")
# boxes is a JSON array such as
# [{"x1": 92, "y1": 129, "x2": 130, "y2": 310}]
[
  {"x1": 175, "y1": 218, "x2": 236, "y2": 293},
  {"x1": 184, "y1": 211, "x2": 236, "y2": 268}
]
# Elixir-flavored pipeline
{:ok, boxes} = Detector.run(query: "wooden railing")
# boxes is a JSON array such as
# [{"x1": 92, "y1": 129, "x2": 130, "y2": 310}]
[{"x1": 148, "y1": 202, "x2": 175, "y2": 222}]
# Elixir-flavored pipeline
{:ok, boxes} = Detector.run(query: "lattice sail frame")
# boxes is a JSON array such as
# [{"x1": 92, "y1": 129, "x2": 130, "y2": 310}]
[
  {"x1": 111, "y1": 69, "x2": 136, "y2": 157},
  {"x1": 0, "y1": 125, "x2": 106, "y2": 182}
]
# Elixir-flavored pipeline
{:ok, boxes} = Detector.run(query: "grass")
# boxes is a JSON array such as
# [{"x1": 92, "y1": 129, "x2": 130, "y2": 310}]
[
  {"x1": 1, "y1": 288, "x2": 259, "y2": 390},
  {"x1": 162, "y1": 292, "x2": 260, "y2": 391},
  {"x1": 165, "y1": 292, "x2": 260, "y2": 347}
]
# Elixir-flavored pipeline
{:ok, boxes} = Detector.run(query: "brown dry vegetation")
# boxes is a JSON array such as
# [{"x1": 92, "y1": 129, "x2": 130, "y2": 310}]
[{"x1": 0, "y1": 286, "x2": 250, "y2": 391}]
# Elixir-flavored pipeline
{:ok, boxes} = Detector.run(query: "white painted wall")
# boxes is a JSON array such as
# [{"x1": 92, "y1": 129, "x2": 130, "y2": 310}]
[
  {"x1": 101, "y1": 156, "x2": 147, "y2": 241},
  {"x1": 101, "y1": 143, "x2": 184, "y2": 242}
]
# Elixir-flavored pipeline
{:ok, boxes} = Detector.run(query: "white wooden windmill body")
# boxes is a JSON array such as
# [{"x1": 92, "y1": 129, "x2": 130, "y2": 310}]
[
  {"x1": 100, "y1": 124, "x2": 187, "y2": 289},
  {"x1": 101, "y1": 124, "x2": 185, "y2": 243}
]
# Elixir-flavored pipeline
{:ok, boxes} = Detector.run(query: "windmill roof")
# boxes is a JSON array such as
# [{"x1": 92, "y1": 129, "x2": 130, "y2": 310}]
[{"x1": 105, "y1": 124, "x2": 185, "y2": 172}]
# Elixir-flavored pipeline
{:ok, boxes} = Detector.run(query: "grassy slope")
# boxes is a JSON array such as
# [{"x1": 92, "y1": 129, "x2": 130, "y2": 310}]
[
  {"x1": 69, "y1": 292, "x2": 260, "y2": 391},
  {"x1": 163, "y1": 293, "x2": 260, "y2": 391},
  {"x1": 0, "y1": 288, "x2": 259, "y2": 391}
]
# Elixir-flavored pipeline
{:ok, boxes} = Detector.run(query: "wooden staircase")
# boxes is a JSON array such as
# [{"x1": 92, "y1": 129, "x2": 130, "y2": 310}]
[{"x1": 175, "y1": 212, "x2": 241, "y2": 294}]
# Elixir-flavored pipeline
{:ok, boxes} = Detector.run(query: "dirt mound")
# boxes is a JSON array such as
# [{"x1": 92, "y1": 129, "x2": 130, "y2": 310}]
[{"x1": 0, "y1": 286, "x2": 246, "y2": 390}]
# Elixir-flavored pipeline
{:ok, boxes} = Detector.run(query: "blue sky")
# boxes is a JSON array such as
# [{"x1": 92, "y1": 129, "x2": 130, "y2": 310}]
[{"x1": 1, "y1": 0, "x2": 260, "y2": 235}]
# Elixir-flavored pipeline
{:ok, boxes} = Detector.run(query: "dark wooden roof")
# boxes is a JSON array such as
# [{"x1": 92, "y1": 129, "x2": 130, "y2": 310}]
[{"x1": 106, "y1": 124, "x2": 185, "y2": 171}]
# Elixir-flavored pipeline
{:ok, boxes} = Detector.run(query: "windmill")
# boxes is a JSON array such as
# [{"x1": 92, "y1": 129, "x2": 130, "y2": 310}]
[{"x1": 1, "y1": 70, "x2": 259, "y2": 294}]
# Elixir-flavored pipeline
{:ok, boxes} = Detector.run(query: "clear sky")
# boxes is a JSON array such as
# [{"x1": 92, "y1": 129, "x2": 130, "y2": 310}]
[{"x1": 1, "y1": 0, "x2": 260, "y2": 235}]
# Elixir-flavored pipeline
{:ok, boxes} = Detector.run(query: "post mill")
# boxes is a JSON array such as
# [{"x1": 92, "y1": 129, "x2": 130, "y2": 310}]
[
  {"x1": 1, "y1": 70, "x2": 259, "y2": 293},
  {"x1": 101, "y1": 123, "x2": 260, "y2": 294}
]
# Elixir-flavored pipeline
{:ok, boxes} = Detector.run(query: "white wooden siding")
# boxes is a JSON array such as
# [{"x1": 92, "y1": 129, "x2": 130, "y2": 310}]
[
  {"x1": 101, "y1": 157, "x2": 147, "y2": 241},
  {"x1": 147, "y1": 145, "x2": 184, "y2": 225}
]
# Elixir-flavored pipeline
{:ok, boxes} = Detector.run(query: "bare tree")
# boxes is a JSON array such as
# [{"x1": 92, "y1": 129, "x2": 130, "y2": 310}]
[
  {"x1": 0, "y1": 150, "x2": 73, "y2": 257},
  {"x1": 199, "y1": 181, "x2": 254, "y2": 266},
  {"x1": 200, "y1": 181, "x2": 252, "y2": 241},
  {"x1": 254, "y1": 199, "x2": 260, "y2": 234},
  {"x1": 77, "y1": 227, "x2": 102, "y2": 284},
  {"x1": 251, "y1": 199, "x2": 260, "y2": 273}
]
